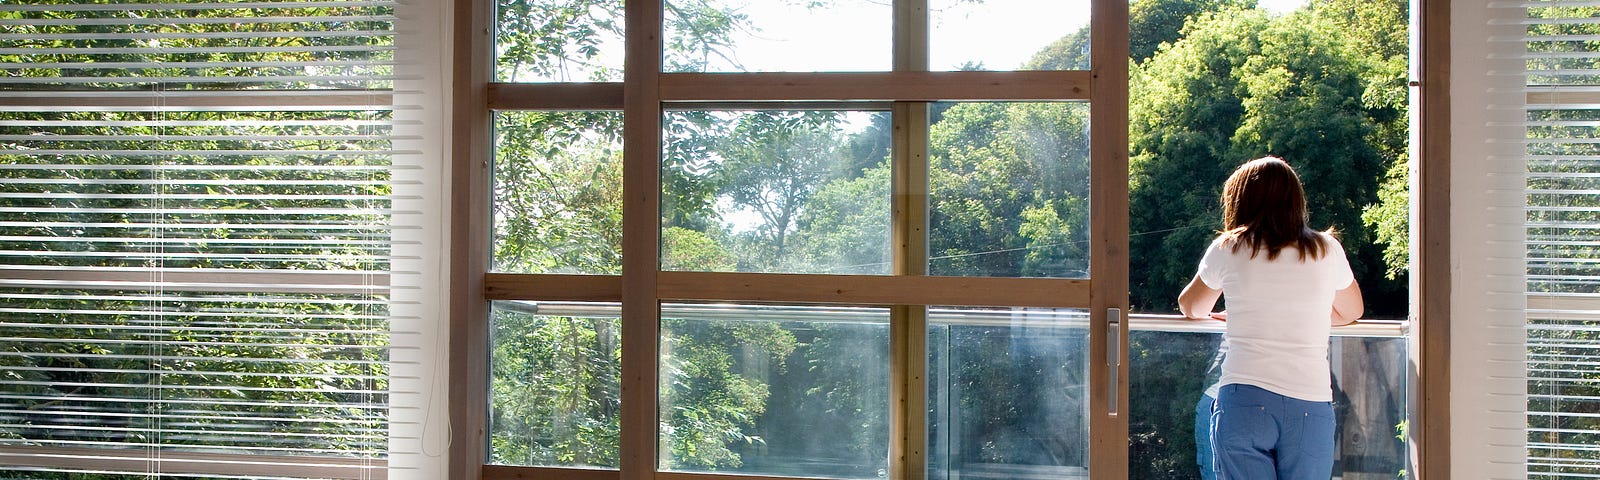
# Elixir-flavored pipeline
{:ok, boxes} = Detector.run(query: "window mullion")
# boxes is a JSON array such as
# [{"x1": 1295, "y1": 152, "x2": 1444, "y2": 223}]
[
  {"x1": 1088, "y1": 0, "x2": 1131, "y2": 477},
  {"x1": 891, "y1": 0, "x2": 929, "y2": 478},
  {"x1": 621, "y1": 0, "x2": 664, "y2": 479}
]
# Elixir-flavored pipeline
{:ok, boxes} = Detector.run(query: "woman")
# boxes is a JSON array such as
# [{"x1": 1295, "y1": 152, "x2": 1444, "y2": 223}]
[{"x1": 1178, "y1": 156, "x2": 1363, "y2": 480}]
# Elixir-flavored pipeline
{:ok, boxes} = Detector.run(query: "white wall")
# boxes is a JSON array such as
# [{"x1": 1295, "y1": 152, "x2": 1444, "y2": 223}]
[
  {"x1": 391, "y1": 0, "x2": 454, "y2": 478},
  {"x1": 1449, "y1": 2, "x2": 1528, "y2": 479}
]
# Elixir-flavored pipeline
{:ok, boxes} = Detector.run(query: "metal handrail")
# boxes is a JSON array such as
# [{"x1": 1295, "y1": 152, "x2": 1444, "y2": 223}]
[{"x1": 499, "y1": 301, "x2": 1410, "y2": 339}]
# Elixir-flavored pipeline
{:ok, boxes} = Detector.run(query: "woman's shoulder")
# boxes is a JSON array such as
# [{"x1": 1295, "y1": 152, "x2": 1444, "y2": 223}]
[
  {"x1": 1315, "y1": 230, "x2": 1347, "y2": 250},
  {"x1": 1207, "y1": 234, "x2": 1237, "y2": 251}
]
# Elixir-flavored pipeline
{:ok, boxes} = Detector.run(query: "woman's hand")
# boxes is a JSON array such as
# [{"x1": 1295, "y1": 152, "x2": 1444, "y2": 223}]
[{"x1": 1208, "y1": 311, "x2": 1227, "y2": 322}]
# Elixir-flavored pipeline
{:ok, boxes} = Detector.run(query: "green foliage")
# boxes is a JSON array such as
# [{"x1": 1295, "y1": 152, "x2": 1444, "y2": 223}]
[
  {"x1": 1023, "y1": 30, "x2": 1090, "y2": 71},
  {"x1": 1312, "y1": 0, "x2": 1412, "y2": 279},
  {"x1": 1130, "y1": 0, "x2": 1256, "y2": 62},
  {"x1": 491, "y1": 311, "x2": 620, "y2": 466},
  {"x1": 715, "y1": 111, "x2": 850, "y2": 270},
  {"x1": 1024, "y1": 0, "x2": 1253, "y2": 70},
  {"x1": 929, "y1": 102, "x2": 1091, "y2": 278},
  {"x1": 663, "y1": 0, "x2": 748, "y2": 72},
  {"x1": 496, "y1": 0, "x2": 622, "y2": 81},
  {"x1": 492, "y1": 111, "x2": 625, "y2": 274},
  {"x1": 659, "y1": 318, "x2": 797, "y2": 470},
  {"x1": 790, "y1": 162, "x2": 893, "y2": 274},
  {"x1": 1127, "y1": 332, "x2": 1220, "y2": 478},
  {"x1": 1364, "y1": 158, "x2": 1409, "y2": 279}
]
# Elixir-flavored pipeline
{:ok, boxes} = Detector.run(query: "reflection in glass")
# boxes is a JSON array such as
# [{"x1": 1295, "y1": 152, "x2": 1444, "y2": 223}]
[
  {"x1": 494, "y1": 0, "x2": 624, "y2": 82},
  {"x1": 930, "y1": 0, "x2": 1091, "y2": 71},
  {"x1": 492, "y1": 111, "x2": 623, "y2": 274},
  {"x1": 488, "y1": 301, "x2": 621, "y2": 467},
  {"x1": 1128, "y1": 330, "x2": 1410, "y2": 479},
  {"x1": 659, "y1": 303, "x2": 889, "y2": 478},
  {"x1": 929, "y1": 102, "x2": 1091, "y2": 278},
  {"x1": 662, "y1": 110, "x2": 892, "y2": 274},
  {"x1": 663, "y1": 0, "x2": 890, "y2": 72},
  {"x1": 928, "y1": 308, "x2": 1090, "y2": 479}
]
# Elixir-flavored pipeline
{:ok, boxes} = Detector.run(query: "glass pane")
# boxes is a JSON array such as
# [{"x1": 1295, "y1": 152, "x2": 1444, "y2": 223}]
[
  {"x1": 659, "y1": 303, "x2": 889, "y2": 478},
  {"x1": 663, "y1": 0, "x2": 890, "y2": 72},
  {"x1": 929, "y1": 102, "x2": 1090, "y2": 278},
  {"x1": 488, "y1": 301, "x2": 621, "y2": 467},
  {"x1": 492, "y1": 111, "x2": 623, "y2": 274},
  {"x1": 494, "y1": 0, "x2": 624, "y2": 82},
  {"x1": 662, "y1": 110, "x2": 892, "y2": 274},
  {"x1": 927, "y1": 307, "x2": 1090, "y2": 479},
  {"x1": 930, "y1": 0, "x2": 1090, "y2": 71},
  {"x1": 1127, "y1": 328, "x2": 1409, "y2": 479}
]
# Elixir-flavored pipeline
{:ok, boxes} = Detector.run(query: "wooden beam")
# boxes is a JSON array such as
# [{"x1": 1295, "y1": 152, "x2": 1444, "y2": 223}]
[
  {"x1": 1417, "y1": 0, "x2": 1451, "y2": 478},
  {"x1": 657, "y1": 272, "x2": 1092, "y2": 308},
  {"x1": 888, "y1": 3, "x2": 930, "y2": 478},
  {"x1": 656, "y1": 472, "x2": 836, "y2": 480},
  {"x1": 887, "y1": 2, "x2": 936, "y2": 477},
  {"x1": 483, "y1": 273, "x2": 623, "y2": 301},
  {"x1": 489, "y1": 82, "x2": 625, "y2": 110},
  {"x1": 483, "y1": 465, "x2": 620, "y2": 480},
  {"x1": 449, "y1": 0, "x2": 493, "y2": 475},
  {"x1": 659, "y1": 71, "x2": 1091, "y2": 102},
  {"x1": 621, "y1": 0, "x2": 663, "y2": 478}
]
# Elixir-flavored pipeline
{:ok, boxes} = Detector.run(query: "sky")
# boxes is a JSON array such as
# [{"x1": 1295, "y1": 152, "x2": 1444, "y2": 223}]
[
  {"x1": 516, "y1": 0, "x2": 1313, "y2": 81},
  {"x1": 725, "y1": 0, "x2": 1312, "y2": 73}
]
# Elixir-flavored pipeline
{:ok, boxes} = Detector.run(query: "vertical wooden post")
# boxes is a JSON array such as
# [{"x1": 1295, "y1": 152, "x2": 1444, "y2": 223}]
[
  {"x1": 622, "y1": 0, "x2": 664, "y2": 478},
  {"x1": 1416, "y1": 0, "x2": 1451, "y2": 478},
  {"x1": 1089, "y1": 0, "x2": 1130, "y2": 477},
  {"x1": 449, "y1": 0, "x2": 491, "y2": 476},
  {"x1": 891, "y1": 103, "x2": 930, "y2": 480},
  {"x1": 891, "y1": 1, "x2": 930, "y2": 479}
]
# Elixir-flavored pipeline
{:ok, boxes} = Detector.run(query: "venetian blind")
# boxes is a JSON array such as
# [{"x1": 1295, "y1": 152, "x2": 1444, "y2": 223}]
[
  {"x1": 0, "y1": 1, "x2": 401, "y2": 478},
  {"x1": 1522, "y1": 1, "x2": 1600, "y2": 478}
]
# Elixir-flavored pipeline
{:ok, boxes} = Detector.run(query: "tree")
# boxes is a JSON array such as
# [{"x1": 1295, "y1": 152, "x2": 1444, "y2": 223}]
[{"x1": 714, "y1": 111, "x2": 850, "y2": 271}]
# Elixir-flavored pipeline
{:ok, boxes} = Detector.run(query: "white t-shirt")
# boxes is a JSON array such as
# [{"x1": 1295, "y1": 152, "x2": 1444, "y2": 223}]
[{"x1": 1196, "y1": 233, "x2": 1354, "y2": 402}]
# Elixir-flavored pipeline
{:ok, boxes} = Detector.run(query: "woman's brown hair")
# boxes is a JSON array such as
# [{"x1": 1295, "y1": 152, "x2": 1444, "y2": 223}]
[{"x1": 1219, "y1": 156, "x2": 1329, "y2": 261}]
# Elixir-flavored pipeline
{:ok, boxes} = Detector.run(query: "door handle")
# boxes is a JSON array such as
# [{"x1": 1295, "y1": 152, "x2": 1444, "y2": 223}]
[{"x1": 1107, "y1": 307, "x2": 1121, "y2": 416}]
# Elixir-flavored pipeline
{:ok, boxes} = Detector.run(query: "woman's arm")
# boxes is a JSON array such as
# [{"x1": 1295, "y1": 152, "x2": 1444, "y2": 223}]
[
  {"x1": 1330, "y1": 281, "x2": 1364, "y2": 326},
  {"x1": 1178, "y1": 274, "x2": 1222, "y2": 320}
]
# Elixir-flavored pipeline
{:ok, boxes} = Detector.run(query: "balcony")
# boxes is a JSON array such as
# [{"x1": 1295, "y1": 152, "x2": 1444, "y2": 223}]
[{"x1": 490, "y1": 302, "x2": 1410, "y2": 480}]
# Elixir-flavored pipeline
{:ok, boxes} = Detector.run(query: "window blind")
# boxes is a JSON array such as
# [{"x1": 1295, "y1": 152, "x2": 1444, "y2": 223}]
[
  {"x1": 1522, "y1": 2, "x2": 1600, "y2": 478},
  {"x1": 0, "y1": 1, "x2": 399, "y2": 478}
]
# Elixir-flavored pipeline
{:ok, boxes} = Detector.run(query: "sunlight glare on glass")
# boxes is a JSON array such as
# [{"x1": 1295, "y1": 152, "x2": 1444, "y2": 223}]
[
  {"x1": 665, "y1": 0, "x2": 891, "y2": 72},
  {"x1": 930, "y1": 0, "x2": 1090, "y2": 71}
]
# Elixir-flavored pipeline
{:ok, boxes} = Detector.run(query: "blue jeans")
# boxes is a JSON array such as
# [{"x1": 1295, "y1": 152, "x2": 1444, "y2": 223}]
[
  {"x1": 1196, "y1": 393, "x2": 1218, "y2": 480},
  {"x1": 1211, "y1": 384, "x2": 1335, "y2": 480}
]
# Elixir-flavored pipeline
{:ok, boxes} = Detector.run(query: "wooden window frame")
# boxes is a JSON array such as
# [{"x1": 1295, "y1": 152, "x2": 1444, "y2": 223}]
[{"x1": 451, "y1": 0, "x2": 1453, "y2": 479}]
